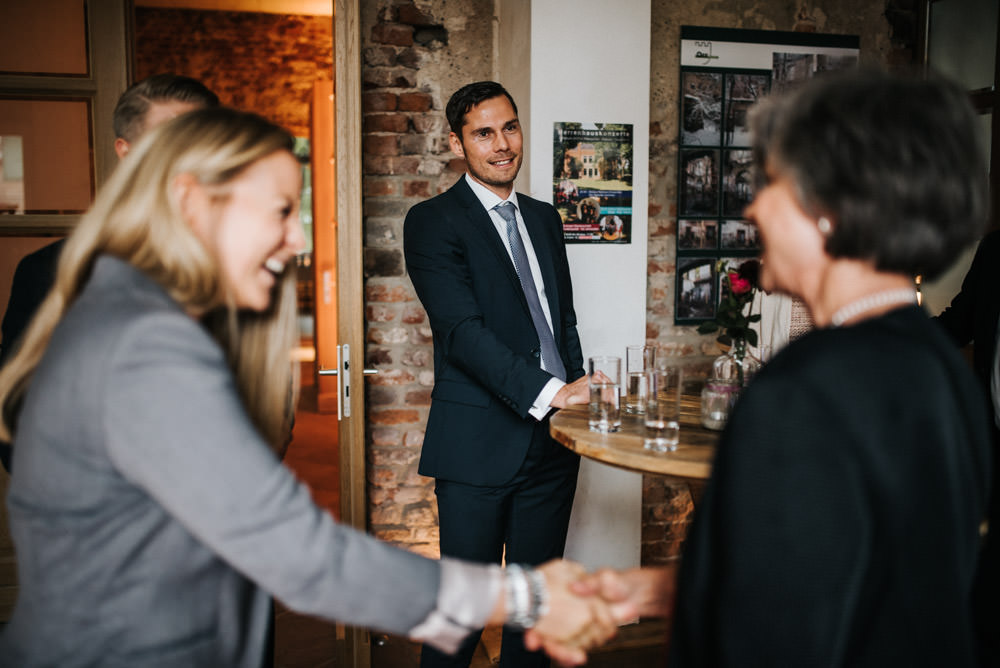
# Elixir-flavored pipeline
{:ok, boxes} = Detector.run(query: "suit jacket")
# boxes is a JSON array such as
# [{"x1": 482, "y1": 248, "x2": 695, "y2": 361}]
[
  {"x1": 404, "y1": 177, "x2": 584, "y2": 486},
  {"x1": 0, "y1": 238, "x2": 64, "y2": 367},
  {"x1": 0, "y1": 256, "x2": 475, "y2": 667}
]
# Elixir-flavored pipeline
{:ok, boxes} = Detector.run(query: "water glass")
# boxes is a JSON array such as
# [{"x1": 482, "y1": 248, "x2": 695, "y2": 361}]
[
  {"x1": 644, "y1": 367, "x2": 683, "y2": 452},
  {"x1": 701, "y1": 378, "x2": 739, "y2": 431},
  {"x1": 588, "y1": 356, "x2": 621, "y2": 433},
  {"x1": 624, "y1": 345, "x2": 655, "y2": 414}
]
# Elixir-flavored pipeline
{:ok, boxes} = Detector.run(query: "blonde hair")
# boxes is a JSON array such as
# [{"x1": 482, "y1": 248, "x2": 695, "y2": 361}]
[{"x1": 0, "y1": 107, "x2": 300, "y2": 450}]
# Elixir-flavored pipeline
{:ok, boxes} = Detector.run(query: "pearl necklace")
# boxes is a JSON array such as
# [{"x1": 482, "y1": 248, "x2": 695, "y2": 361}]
[{"x1": 830, "y1": 288, "x2": 918, "y2": 327}]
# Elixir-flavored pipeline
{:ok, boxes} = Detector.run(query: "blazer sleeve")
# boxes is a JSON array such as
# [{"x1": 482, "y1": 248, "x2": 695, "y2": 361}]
[
  {"x1": 101, "y1": 311, "x2": 496, "y2": 650},
  {"x1": 404, "y1": 199, "x2": 554, "y2": 417}
]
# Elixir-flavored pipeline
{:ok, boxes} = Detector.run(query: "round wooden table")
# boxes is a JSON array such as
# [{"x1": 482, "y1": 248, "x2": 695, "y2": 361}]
[{"x1": 550, "y1": 390, "x2": 719, "y2": 480}]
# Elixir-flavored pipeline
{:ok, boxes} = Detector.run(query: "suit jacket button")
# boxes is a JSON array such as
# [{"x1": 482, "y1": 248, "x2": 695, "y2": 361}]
[{"x1": 532, "y1": 350, "x2": 540, "y2": 359}]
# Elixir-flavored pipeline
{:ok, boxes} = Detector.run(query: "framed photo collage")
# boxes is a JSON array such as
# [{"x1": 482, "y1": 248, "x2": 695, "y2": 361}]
[{"x1": 674, "y1": 26, "x2": 859, "y2": 324}]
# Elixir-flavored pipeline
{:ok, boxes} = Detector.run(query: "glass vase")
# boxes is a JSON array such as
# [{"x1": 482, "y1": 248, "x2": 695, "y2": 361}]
[{"x1": 711, "y1": 339, "x2": 760, "y2": 388}]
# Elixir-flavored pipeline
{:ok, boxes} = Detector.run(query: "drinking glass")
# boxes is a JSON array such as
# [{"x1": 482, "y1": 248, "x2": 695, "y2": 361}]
[
  {"x1": 644, "y1": 367, "x2": 683, "y2": 452},
  {"x1": 624, "y1": 345, "x2": 655, "y2": 414},
  {"x1": 588, "y1": 356, "x2": 621, "y2": 433}
]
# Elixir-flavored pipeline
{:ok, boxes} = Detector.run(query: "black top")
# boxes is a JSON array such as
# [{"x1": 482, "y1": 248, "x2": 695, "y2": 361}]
[{"x1": 670, "y1": 306, "x2": 991, "y2": 667}]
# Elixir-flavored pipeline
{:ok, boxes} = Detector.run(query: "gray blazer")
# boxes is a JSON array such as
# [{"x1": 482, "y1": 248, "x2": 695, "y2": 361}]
[{"x1": 0, "y1": 257, "x2": 485, "y2": 667}]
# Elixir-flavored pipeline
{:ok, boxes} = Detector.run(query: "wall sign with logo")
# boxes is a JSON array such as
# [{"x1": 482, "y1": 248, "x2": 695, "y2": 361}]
[{"x1": 674, "y1": 26, "x2": 859, "y2": 323}]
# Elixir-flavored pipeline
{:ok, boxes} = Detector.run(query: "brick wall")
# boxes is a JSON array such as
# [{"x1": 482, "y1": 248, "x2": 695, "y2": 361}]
[
  {"x1": 361, "y1": 0, "x2": 494, "y2": 557},
  {"x1": 134, "y1": 8, "x2": 333, "y2": 136}
]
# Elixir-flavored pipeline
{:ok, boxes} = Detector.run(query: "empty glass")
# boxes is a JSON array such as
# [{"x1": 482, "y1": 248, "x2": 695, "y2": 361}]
[
  {"x1": 644, "y1": 367, "x2": 683, "y2": 452},
  {"x1": 588, "y1": 356, "x2": 621, "y2": 433}
]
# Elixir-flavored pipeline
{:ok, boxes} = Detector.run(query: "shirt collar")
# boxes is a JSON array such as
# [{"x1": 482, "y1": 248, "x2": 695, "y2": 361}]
[{"x1": 464, "y1": 173, "x2": 519, "y2": 214}]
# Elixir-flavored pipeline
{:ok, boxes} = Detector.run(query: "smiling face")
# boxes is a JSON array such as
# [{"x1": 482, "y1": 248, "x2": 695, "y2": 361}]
[
  {"x1": 449, "y1": 95, "x2": 523, "y2": 198},
  {"x1": 185, "y1": 150, "x2": 305, "y2": 311},
  {"x1": 743, "y1": 166, "x2": 828, "y2": 299}
]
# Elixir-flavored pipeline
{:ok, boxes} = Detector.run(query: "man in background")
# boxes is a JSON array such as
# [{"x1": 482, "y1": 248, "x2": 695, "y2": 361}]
[
  {"x1": 0, "y1": 74, "x2": 219, "y2": 470},
  {"x1": 404, "y1": 81, "x2": 589, "y2": 668}
]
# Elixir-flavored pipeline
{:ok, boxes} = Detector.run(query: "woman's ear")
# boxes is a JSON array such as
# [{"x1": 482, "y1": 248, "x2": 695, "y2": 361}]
[{"x1": 172, "y1": 173, "x2": 208, "y2": 235}]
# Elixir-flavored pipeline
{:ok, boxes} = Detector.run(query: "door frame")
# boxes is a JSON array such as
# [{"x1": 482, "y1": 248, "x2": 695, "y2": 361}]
[{"x1": 334, "y1": 1, "x2": 370, "y2": 665}]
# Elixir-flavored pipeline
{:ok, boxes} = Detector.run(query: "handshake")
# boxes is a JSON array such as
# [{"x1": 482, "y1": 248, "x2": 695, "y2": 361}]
[{"x1": 502, "y1": 561, "x2": 677, "y2": 666}]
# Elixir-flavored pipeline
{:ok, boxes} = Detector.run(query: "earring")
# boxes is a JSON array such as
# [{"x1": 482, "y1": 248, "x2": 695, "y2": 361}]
[{"x1": 817, "y1": 217, "x2": 832, "y2": 237}]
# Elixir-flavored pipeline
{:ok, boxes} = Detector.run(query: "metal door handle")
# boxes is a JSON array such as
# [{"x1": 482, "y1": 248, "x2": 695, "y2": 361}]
[{"x1": 317, "y1": 347, "x2": 378, "y2": 420}]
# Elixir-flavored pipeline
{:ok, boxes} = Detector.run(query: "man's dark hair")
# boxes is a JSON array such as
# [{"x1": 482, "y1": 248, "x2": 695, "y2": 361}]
[
  {"x1": 445, "y1": 81, "x2": 518, "y2": 135},
  {"x1": 112, "y1": 74, "x2": 220, "y2": 143}
]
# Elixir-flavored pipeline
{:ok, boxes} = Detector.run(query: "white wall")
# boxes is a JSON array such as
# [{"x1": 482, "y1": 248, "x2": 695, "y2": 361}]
[{"x1": 528, "y1": 0, "x2": 650, "y2": 571}]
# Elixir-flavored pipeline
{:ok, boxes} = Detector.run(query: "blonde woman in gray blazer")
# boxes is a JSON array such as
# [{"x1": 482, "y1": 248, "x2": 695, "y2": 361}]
[{"x1": 0, "y1": 108, "x2": 627, "y2": 667}]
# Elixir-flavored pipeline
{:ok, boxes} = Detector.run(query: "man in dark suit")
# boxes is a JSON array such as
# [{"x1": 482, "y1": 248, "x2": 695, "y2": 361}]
[
  {"x1": 404, "y1": 81, "x2": 590, "y2": 668},
  {"x1": 0, "y1": 74, "x2": 219, "y2": 471},
  {"x1": 935, "y1": 229, "x2": 1000, "y2": 668}
]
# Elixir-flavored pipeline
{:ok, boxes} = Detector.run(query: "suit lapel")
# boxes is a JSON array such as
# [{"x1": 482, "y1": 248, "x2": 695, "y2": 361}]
[{"x1": 451, "y1": 179, "x2": 528, "y2": 309}]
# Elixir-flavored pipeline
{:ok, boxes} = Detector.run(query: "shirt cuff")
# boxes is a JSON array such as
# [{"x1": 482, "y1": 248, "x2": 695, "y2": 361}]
[
  {"x1": 407, "y1": 558, "x2": 503, "y2": 654},
  {"x1": 529, "y1": 377, "x2": 565, "y2": 421}
]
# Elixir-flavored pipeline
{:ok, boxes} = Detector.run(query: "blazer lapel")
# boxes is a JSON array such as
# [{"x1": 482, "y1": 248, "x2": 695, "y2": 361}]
[{"x1": 451, "y1": 179, "x2": 529, "y2": 309}]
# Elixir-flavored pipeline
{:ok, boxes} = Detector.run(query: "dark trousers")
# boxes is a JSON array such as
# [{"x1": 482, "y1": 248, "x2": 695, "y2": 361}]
[{"x1": 420, "y1": 422, "x2": 580, "y2": 668}]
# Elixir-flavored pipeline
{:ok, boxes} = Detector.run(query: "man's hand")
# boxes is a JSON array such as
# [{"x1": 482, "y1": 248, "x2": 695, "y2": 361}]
[{"x1": 550, "y1": 370, "x2": 611, "y2": 410}]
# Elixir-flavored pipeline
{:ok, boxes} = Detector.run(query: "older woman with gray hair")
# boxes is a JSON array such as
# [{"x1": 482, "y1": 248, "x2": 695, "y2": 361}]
[{"x1": 568, "y1": 68, "x2": 992, "y2": 667}]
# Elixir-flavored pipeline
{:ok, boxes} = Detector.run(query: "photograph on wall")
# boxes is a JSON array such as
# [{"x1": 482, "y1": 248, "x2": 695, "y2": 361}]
[
  {"x1": 720, "y1": 220, "x2": 760, "y2": 250},
  {"x1": 722, "y1": 149, "x2": 754, "y2": 217},
  {"x1": 676, "y1": 256, "x2": 717, "y2": 321},
  {"x1": 681, "y1": 72, "x2": 722, "y2": 146},
  {"x1": 724, "y1": 73, "x2": 769, "y2": 145},
  {"x1": 678, "y1": 219, "x2": 718, "y2": 250},
  {"x1": 674, "y1": 25, "x2": 859, "y2": 324},
  {"x1": 553, "y1": 122, "x2": 633, "y2": 243},
  {"x1": 680, "y1": 148, "x2": 719, "y2": 216}
]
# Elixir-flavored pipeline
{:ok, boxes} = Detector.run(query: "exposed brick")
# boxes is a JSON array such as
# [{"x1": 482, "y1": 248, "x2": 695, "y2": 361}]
[
  {"x1": 396, "y1": 47, "x2": 422, "y2": 69},
  {"x1": 411, "y1": 113, "x2": 443, "y2": 134},
  {"x1": 364, "y1": 134, "x2": 399, "y2": 157},
  {"x1": 369, "y1": 368, "x2": 416, "y2": 386},
  {"x1": 397, "y1": 2, "x2": 437, "y2": 27},
  {"x1": 364, "y1": 178, "x2": 397, "y2": 197},
  {"x1": 367, "y1": 348, "x2": 394, "y2": 366},
  {"x1": 371, "y1": 427, "x2": 402, "y2": 447},
  {"x1": 371, "y1": 22, "x2": 414, "y2": 47},
  {"x1": 401, "y1": 305, "x2": 426, "y2": 325},
  {"x1": 365, "y1": 155, "x2": 422, "y2": 176},
  {"x1": 398, "y1": 91, "x2": 433, "y2": 112},
  {"x1": 364, "y1": 112, "x2": 410, "y2": 133},
  {"x1": 365, "y1": 217, "x2": 400, "y2": 246},
  {"x1": 367, "y1": 385, "x2": 398, "y2": 406},
  {"x1": 403, "y1": 179, "x2": 431, "y2": 198},
  {"x1": 367, "y1": 326, "x2": 410, "y2": 344},
  {"x1": 401, "y1": 349, "x2": 431, "y2": 367},
  {"x1": 370, "y1": 505, "x2": 403, "y2": 525},
  {"x1": 405, "y1": 388, "x2": 432, "y2": 405},
  {"x1": 446, "y1": 157, "x2": 467, "y2": 173},
  {"x1": 366, "y1": 304, "x2": 398, "y2": 323},
  {"x1": 370, "y1": 409, "x2": 421, "y2": 425},
  {"x1": 363, "y1": 67, "x2": 417, "y2": 89},
  {"x1": 399, "y1": 134, "x2": 430, "y2": 155},
  {"x1": 363, "y1": 91, "x2": 398, "y2": 112},
  {"x1": 363, "y1": 45, "x2": 397, "y2": 67},
  {"x1": 366, "y1": 284, "x2": 412, "y2": 303},
  {"x1": 403, "y1": 430, "x2": 425, "y2": 447}
]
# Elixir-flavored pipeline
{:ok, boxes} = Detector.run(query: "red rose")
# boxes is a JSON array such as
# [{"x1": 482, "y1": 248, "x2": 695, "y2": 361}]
[{"x1": 729, "y1": 272, "x2": 751, "y2": 295}]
